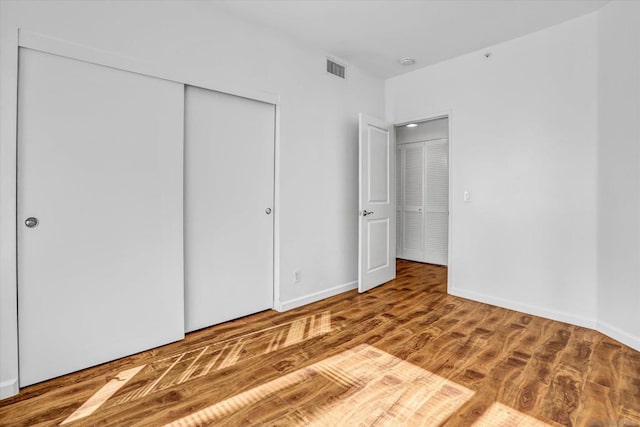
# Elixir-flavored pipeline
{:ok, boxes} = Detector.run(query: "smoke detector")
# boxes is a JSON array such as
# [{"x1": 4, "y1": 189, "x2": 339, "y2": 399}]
[{"x1": 399, "y1": 57, "x2": 415, "y2": 66}]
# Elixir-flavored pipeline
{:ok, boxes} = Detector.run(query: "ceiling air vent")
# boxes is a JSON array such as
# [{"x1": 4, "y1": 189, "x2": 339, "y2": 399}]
[{"x1": 326, "y1": 58, "x2": 346, "y2": 79}]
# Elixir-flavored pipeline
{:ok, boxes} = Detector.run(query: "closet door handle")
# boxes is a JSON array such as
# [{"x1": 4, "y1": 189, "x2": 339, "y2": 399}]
[{"x1": 25, "y1": 217, "x2": 39, "y2": 228}]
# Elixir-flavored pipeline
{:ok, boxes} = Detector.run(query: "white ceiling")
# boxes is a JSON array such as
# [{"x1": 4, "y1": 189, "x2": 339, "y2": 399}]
[{"x1": 214, "y1": 0, "x2": 609, "y2": 79}]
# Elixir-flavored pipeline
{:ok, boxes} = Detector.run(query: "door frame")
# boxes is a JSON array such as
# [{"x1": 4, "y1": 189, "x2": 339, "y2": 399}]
[
  {"x1": 393, "y1": 112, "x2": 453, "y2": 288},
  {"x1": 0, "y1": 29, "x2": 281, "y2": 398}
]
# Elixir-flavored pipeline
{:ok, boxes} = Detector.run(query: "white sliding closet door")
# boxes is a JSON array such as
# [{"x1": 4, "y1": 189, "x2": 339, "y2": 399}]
[
  {"x1": 185, "y1": 86, "x2": 274, "y2": 332},
  {"x1": 18, "y1": 49, "x2": 185, "y2": 386}
]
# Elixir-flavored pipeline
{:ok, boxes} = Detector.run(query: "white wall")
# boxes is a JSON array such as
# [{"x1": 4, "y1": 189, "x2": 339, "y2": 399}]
[
  {"x1": 0, "y1": 0, "x2": 384, "y2": 397},
  {"x1": 386, "y1": 14, "x2": 599, "y2": 328},
  {"x1": 596, "y1": 0, "x2": 640, "y2": 348}
]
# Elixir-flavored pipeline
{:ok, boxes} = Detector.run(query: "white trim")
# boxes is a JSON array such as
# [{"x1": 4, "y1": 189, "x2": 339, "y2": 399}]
[
  {"x1": 0, "y1": 27, "x2": 20, "y2": 400},
  {"x1": 275, "y1": 281, "x2": 358, "y2": 312},
  {"x1": 0, "y1": 379, "x2": 19, "y2": 400},
  {"x1": 396, "y1": 137, "x2": 448, "y2": 146},
  {"x1": 449, "y1": 286, "x2": 598, "y2": 329},
  {"x1": 453, "y1": 287, "x2": 640, "y2": 353},
  {"x1": 447, "y1": 112, "x2": 454, "y2": 287},
  {"x1": 18, "y1": 29, "x2": 279, "y2": 106},
  {"x1": 272, "y1": 103, "x2": 282, "y2": 310},
  {"x1": 394, "y1": 112, "x2": 450, "y2": 128},
  {"x1": 597, "y1": 320, "x2": 640, "y2": 352}
]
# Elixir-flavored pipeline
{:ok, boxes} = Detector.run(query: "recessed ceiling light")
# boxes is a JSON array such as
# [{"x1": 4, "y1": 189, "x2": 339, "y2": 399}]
[
  {"x1": 406, "y1": 123, "x2": 418, "y2": 128},
  {"x1": 399, "y1": 57, "x2": 415, "y2": 66}
]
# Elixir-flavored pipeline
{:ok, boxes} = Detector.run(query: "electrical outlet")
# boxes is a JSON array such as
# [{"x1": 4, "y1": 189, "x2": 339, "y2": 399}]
[{"x1": 294, "y1": 270, "x2": 302, "y2": 284}]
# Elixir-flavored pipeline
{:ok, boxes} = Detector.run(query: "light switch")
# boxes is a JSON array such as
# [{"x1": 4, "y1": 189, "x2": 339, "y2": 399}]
[{"x1": 464, "y1": 191, "x2": 471, "y2": 202}]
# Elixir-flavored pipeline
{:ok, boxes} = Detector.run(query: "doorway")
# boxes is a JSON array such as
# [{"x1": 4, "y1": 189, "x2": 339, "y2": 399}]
[{"x1": 395, "y1": 117, "x2": 449, "y2": 266}]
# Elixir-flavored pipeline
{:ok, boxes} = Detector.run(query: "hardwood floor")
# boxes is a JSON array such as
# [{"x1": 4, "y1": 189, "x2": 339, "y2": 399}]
[{"x1": 1, "y1": 260, "x2": 639, "y2": 426}]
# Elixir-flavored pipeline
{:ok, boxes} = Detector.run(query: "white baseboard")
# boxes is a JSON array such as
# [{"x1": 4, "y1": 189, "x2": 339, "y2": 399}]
[
  {"x1": 276, "y1": 281, "x2": 358, "y2": 312},
  {"x1": 277, "y1": 282, "x2": 640, "y2": 352},
  {"x1": 449, "y1": 286, "x2": 598, "y2": 329},
  {"x1": 0, "y1": 378, "x2": 18, "y2": 400},
  {"x1": 597, "y1": 320, "x2": 640, "y2": 352}
]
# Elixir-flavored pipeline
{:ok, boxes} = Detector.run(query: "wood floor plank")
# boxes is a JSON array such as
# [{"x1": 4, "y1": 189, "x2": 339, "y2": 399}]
[
  {"x1": 541, "y1": 325, "x2": 595, "y2": 426},
  {"x1": 0, "y1": 260, "x2": 638, "y2": 426}
]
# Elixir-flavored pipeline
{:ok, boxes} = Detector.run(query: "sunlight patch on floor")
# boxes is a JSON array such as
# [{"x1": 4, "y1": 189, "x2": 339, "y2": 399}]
[
  {"x1": 60, "y1": 311, "x2": 332, "y2": 424},
  {"x1": 60, "y1": 365, "x2": 145, "y2": 425},
  {"x1": 164, "y1": 344, "x2": 474, "y2": 426},
  {"x1": 472, "y1": 402, "x2": 552, "y2": 427}
]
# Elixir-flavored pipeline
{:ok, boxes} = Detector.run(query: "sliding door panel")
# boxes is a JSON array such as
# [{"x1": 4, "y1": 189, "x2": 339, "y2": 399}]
[
  {"x1": 18, "y1": 48, "x2": 185, "y2": 386},
  {"x1": 184, "y1": 86, "x2": 274, "y2": 332}
]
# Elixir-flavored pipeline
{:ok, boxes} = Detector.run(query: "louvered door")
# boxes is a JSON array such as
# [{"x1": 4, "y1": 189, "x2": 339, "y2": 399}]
[
  {"x1": 424, "y1": 140, "x2": 449, "y2": 265},
  {"x1": 398, "y1": 142, "x2": 425, "y2": 262},
  {"x1": 397, "y1": 138, "x2": 449, "y2": 266}
]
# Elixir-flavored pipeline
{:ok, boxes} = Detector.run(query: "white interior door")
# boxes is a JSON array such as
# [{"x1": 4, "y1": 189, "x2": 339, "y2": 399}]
[
  {"x1": 17, "y1": 49, "x2": 185, "y2": 386},
  {"x1": 184, "y1": 86, "x2": 274, "y2": 332},
  {"x1": 358, "y1": 113, "x2": 396, "y2": 293}
]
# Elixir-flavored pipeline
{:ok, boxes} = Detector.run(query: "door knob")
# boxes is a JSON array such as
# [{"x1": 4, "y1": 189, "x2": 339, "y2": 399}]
[
  {"x1": 361, "y1": 210, "x2": 374, "y2": 216},
  {"x1": 25, "y1": 217, "x2": 39, "y2": 228},
  {"x1": 265, "y1": 208, "x2": 272, "y2": 215}
]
